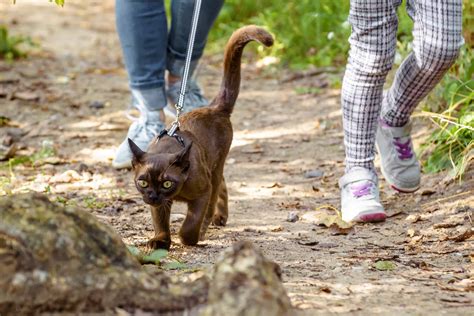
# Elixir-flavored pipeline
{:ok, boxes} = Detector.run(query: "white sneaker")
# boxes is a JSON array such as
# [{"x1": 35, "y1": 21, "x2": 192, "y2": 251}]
[
  {"x1": 112, "y1": 120, "x2": 164, "y2": 169},
  {"x1": 339, "y1": 167, "x2": 386, "y2": 223},
  {"x1": 376, "y1": 119, "x2": 420, "y2": 192},
  {"x1": 165, "y1": 80, "x2": 208, "y2": 119}
]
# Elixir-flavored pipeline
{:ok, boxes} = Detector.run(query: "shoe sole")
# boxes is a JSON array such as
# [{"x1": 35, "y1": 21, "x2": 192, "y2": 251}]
[
  {"x1": 343, "y1": 210, "x2": 387, "y2": 223},
  {"x1": 390, "y1": 184, "x2": 420, "y2": 193},
  {"x1": 359, "y1": 213, "x2": 387, "y2": 222}
]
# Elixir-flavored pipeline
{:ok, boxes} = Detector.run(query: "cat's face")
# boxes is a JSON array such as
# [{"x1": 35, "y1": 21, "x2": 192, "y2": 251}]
[{"x1": 128, "y1": 138, "x2": 192, "y2": 206}]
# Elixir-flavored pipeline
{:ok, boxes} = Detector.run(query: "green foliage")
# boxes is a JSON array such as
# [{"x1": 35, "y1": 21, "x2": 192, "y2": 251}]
[
  {"x1": 1, "y1": 140, "x2": 56, "y2": 174},
  {"x1": 374, "y1": 260, "x2": 396, "y2": 271},
  {"x1": 4, "y1": 0, "x2": 63, "y2": 60},
  {"x1": 11, "y1": 0, "x2": 64, "y2": 5},
  {"x1": 419, "y1": 48, "x2": 474, "y2": 179},
  {"x1": 127, "y1": 246, "x2": 170, "y2": 265},
  {"x1": 52, "y1": 0, "x2": 65, "y2": 6},
  {"x1": 82, "y1": 196, "x2": 106, "y2": 209},
  {"x1": 126, "y1": 245, "x2": 188, "y2": 269},
  {"x1": 0, "y1": 26, "x2": 32, "y2": 60},
  {"x1": 208, "y1": 0, "x2": 350, "y2": 69},
  {"x1": 208, "y1": 0, "x2": 416, "y2": 69}
]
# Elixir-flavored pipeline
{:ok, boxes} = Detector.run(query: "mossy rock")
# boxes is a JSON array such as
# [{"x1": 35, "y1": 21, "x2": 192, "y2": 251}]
[{"x1": 0, "y1": 193, "x2": 290, "y2": 315}]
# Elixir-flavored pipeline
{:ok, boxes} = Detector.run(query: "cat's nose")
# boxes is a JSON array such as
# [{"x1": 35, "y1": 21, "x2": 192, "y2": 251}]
[{"x1": 148, "y1": 193, "x2": 160, "y2": 203}]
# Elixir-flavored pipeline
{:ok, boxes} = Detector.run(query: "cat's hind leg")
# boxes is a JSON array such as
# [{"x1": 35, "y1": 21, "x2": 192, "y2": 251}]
[
  {"x1": 212, "y1": 177, "x2": 228, "y2": 226},
  {"x1": 200, "y1": 170, "x2": 224, "y2": 240}
]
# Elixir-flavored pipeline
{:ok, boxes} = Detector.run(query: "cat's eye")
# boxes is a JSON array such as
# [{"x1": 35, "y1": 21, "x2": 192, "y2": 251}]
[
  {"x1": 162, "y1": 181, "x2": 173, "y2": 189},
  {"x1": 137, "y1": 180, "x2": 148, "y2": 188}
]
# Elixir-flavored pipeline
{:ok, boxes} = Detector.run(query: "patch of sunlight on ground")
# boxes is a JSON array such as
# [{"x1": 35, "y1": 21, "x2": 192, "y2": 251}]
[
  {"x1": 234, "y1": 121, "x2": 317, "y2": 140},
  {"x1": 76, "y1": 147, "x2": 115, "y2": 164}
]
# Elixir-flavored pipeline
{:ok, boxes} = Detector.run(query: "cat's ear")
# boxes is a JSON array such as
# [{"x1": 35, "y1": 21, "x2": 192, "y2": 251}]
[
  {"x1": 173, "y1": 141, "x2": 193, "y2": 172},
  {"x1": 128, "y1": 138, "x2": 145, "y2": 167}
]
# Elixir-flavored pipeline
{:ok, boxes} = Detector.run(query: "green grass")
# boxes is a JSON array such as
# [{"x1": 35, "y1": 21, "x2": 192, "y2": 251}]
[
  {"x1": 0, "y1": 25, "x2": 32, "y2": 60},
  {"x1": 207, "y1": 0, "x2": 416, "y2": 69},
  {"x1": 418, "y1": 47, "x2": 474, "y2": 179}
]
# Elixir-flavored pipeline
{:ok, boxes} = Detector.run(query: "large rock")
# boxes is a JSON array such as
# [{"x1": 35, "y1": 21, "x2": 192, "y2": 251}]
[
  {"x1": 0, "y1": 193, "x2": 291, "y2": 314},
  {"x1": 204, "y1": 241, "x2": 291, "y2": 316},
  {"x1": 0, "y1": 193, "x2": 208, "y2": 314}
]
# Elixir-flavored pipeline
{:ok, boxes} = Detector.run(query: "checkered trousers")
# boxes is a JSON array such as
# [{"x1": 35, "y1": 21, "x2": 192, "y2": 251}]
[{"x1": 341, "y1": 0, "x2": 464, "y2": 171}]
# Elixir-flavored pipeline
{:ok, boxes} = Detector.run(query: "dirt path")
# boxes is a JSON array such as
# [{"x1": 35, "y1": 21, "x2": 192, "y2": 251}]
[{"x1": 1, "y1": 1, "x2": 473, "y2": 314}]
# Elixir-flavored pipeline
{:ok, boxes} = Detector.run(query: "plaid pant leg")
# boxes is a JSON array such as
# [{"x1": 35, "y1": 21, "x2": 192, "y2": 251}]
[
  {"x1": 341, "y1": 0, "x2": 401, "y2": 171},
  {"x1": 381, "y1": 0, "x2": 464, "y2": 126}
]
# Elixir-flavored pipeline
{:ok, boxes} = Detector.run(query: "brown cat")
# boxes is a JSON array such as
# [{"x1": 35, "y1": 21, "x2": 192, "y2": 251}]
[{"x1": 128, "y1": 26, "x2": 274, "y2": 250}]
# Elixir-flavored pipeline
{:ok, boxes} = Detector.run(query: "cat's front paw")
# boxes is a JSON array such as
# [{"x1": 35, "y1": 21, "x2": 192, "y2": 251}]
[
  {"x1": 212, "y1": 213, "x2": 228, "y2": 226},
  {"x1": 147, "y1": 237, "x2": 171, "y2": 250}
]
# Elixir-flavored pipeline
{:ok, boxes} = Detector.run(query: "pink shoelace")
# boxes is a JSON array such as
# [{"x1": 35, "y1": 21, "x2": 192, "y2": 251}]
[
  {"x1": 351, "y1": 182, "x2": 373, "y2": 198},
  {"x1": 393, "y1": 137, "x2": 413, "y2": 160}
]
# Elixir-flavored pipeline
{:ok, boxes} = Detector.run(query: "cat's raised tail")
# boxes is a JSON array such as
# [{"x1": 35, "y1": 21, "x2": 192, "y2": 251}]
[{"x1": 213, "y1": 25, "x2": 273, "y2": 115}]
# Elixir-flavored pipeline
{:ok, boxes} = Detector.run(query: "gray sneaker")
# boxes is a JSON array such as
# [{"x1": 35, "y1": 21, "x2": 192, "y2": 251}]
[
  {"x1": 376, "y1": 119, "x2": 420, "y2": 192},
  {"x1": 165, "y1": 80, "x2": 208, "y2": 118},
  {"x1": 112, "y1": 120, "x2": 165, "y2": 169},
  {"x1": 339, "y1": 167, "x2": 386, "y2": 223}
]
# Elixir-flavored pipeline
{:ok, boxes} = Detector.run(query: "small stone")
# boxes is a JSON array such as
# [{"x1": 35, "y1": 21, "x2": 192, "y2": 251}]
[
  {"x1": 304, "y1": 169, "x2": 324, "y2": 179},
  {"x1": 78, "y1": 163, "x2": 89, "y2": 173},
  {"x1": 89, "y1": 100, "x2": 105, "y2": 109},
  {"x1": 286, "y1": 211, "x2": 299, "y2": 223}
]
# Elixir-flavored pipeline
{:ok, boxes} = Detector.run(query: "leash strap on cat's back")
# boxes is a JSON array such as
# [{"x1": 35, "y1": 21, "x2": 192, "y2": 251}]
[
  {"x1": 168, "y1": 0, "x2": 203, "y2": 137},
  {"x1": 158, "y1": 129, "x2": 186, "y2": 147}
]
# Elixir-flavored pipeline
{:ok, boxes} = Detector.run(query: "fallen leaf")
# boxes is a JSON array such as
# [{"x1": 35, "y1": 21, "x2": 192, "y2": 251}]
[
  {"x1": 127, "y1": 245, "x2": 141, "y2": 257},
  {"x1": 49, "y1": 170, "x2": 82, "y2": 183},
  {"x1": 439, "y1": 295, "x2": 472, "y2": 303},
  {"x1": 141, "y1": 249, "x2": 168, "y2": 265},
  {"x1": 267, "y1": 182, "x2": 284, "y2": 188},
  {"x1": 328, "y1": 224, "x2": 353, "y2": 235},
  {"x1": 298, "y1": 240, "x2": 319, "y2": 246},
  {"x1": 241, "y1": 148, "x2": 264, "y2": 154},
  {"x1": 407, "y1": 228, "x2": 416, "y2": 237},
  {"x1": 320, "y1": 286, "x2": 331, "y2": 293},
  {"x1": 0, "y1": 144, "x2": 18, "y2": 161},
  {"x1": 406, "y1": 214, "x2": 421, "y2": 223},
  {"x1": 0, "y1": 116, "x2": 11, "y2": 127},
  {"x1": 439, "y1": 279, "x2": 474, "y2": 292},
  {"x1": 55, "y1": 76, "x2": 70, "y2": 84},
  {"x1": 13, "y1": 91, "x2": 40, "y2": 101},
  {"x1": 33, "y1": 157, "x2": 64, "y2": 167},
  {"x1": 420, "y1": 188, "x2": 437, "y2": 196},
  {"x1": 310, "y1": 213, "x2": 354, "y2": 235},
  {"x1": 446, "y1": 228, "x2": 473, "y2": 242},
  {"x1": 386, "y1": 209, "x2": 406, "y2": 218},
  {"x1": 270, "y1": 226, "x2": 284, "y2": 232},
  {"x1": 163, "y1": 261, "x2": 187, "y2": 270},
  {"x1": 313, "y1": 242, "x2": 338, "y2": 249},
  {"x1": 433, "y1": 221, "x2": 462, "y2": 229},
  {"x1": 373, "y1": 260, "x2": 396, "y2": 271}
]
